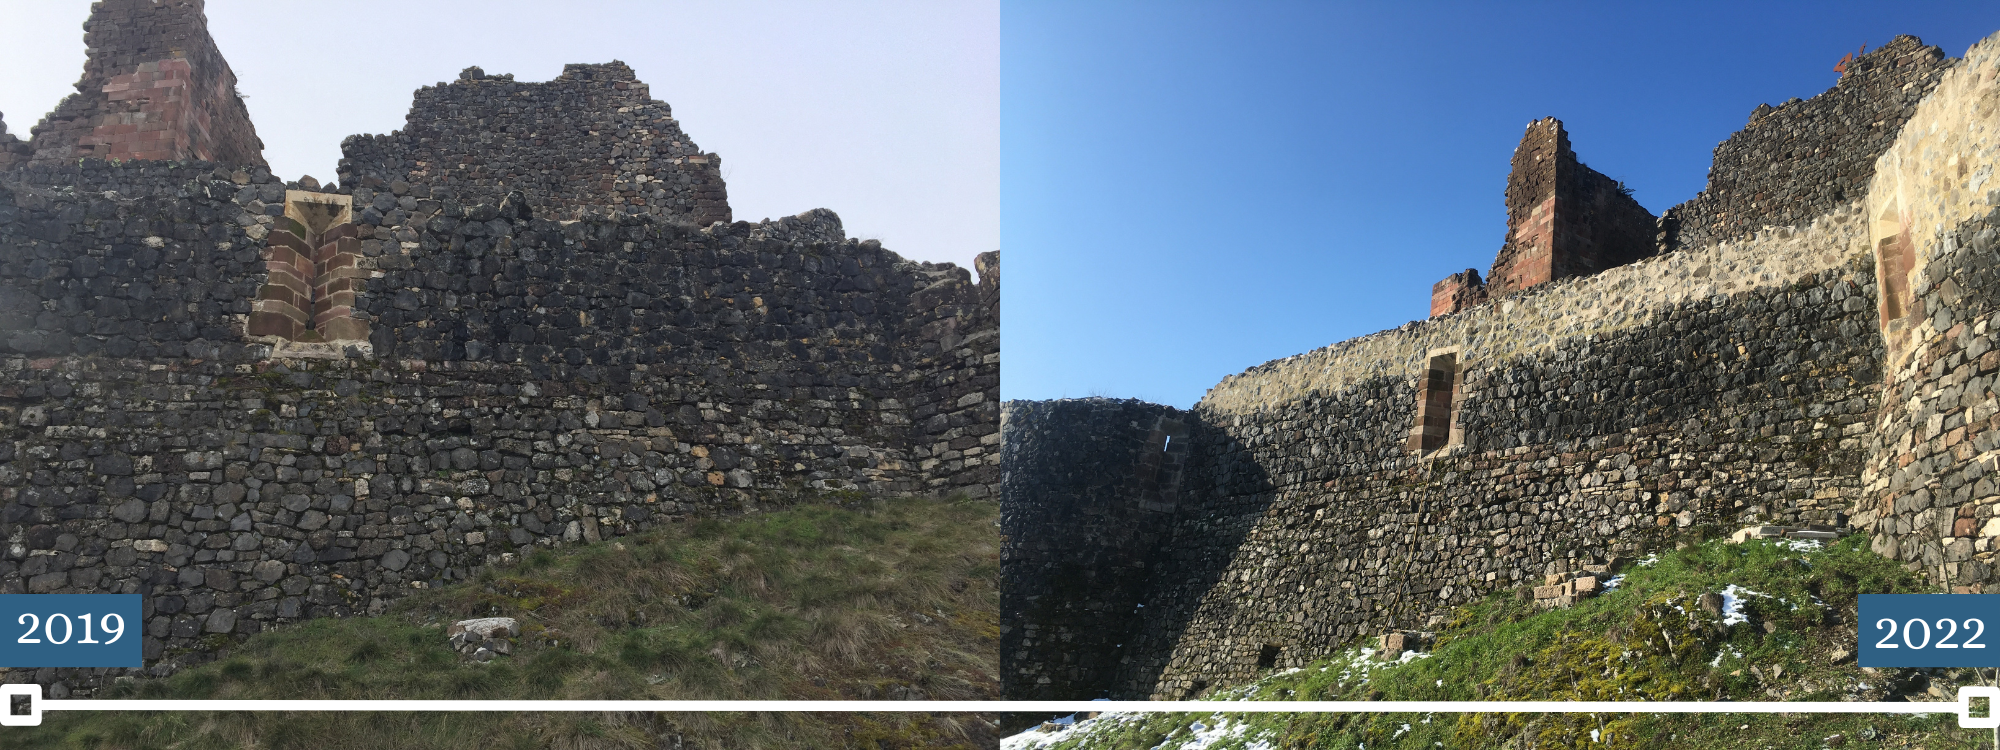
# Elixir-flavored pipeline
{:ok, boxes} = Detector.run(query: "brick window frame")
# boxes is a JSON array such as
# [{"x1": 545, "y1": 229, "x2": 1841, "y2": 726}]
[
  {"x1": 248, "y1": 191, "x2": 369, "y2": 345},
  {"x1": 1873, "y1": 200, "x2": 1916, "y2": 356},
  {"x1": 1407, "y1": 347, "x2": 1464, "y2": 455}
]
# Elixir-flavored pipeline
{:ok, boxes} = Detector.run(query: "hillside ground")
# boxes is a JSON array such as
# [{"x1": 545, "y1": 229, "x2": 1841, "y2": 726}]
[
  {"x1": 1006, "y1": 533, "x2": 2000, "y2": 750},
  {"x1": 15, "y1": 494, "x2": 1000, "y2": 750}
]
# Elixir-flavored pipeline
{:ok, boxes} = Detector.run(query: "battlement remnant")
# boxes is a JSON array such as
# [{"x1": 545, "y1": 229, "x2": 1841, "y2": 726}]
[
  {"x1": 22, "y1": 0, "x2": 265, "y2": 169},
  {"x1": 1432, "y1": 118, "x2": 1657, "y2": 317},
  {"x1": 1662, "y1": 35, "x2": 1950, "y2": 252},
  {"x1": 339, "y1": 61, "x2": 730, "y2": 226}
]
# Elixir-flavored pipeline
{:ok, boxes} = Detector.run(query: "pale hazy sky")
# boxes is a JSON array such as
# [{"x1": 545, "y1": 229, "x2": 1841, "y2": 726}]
[{"x1": 0, "y1": 0, "x2": 998, "y2": 277}]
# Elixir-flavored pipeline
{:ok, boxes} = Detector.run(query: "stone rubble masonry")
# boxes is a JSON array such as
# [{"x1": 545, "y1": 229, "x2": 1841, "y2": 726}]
[
  {"x1": 0, "y1": 113, "x2": 31, "y2": 171},
  {"x1": 1000, "y1": 398, "x2": 1186, "y2": 700},
  {"x1": 0, "y1": 15, "x2": 998, "y2": 694},
  {"x1": 1662, "y1": 35, "x2": 1953, "y2": 254},
  {"x1": 1857, "y1": 35, "x2": 2000, "y2": 592},
  {"x1": 339, "y1": 63, "x2": 730, "y2": 227},
  {"x1": 1205, "y1": 199, "x2": 1869, "y2": 417},
  {"x1": 1000, "y1": 30, "x2": 2000, "y2": 702},
  {"x1": 1429, "y1": 268, "x2": 1486, "y2": 319},
  {"x1": 1532, "y1": 562, "x2": 1620, "y2": 609},
  {"x1": 22, "y1": 0, "x2": 264, "y2": 170},
  {"x1": 0, "y1": 157, "x2": 998, "y2": 695},
  {"x1": 1431, "y1": 118, "x2": 1657, "y2": 317}
]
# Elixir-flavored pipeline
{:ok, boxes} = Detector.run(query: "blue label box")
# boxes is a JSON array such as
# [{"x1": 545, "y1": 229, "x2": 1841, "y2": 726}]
[
  {"x1": 0, "y1": 595, "x2": 142, "y2": 668},
  {"x1": 1859, "y1": 594, "x2": 2000, "y2": 668}
]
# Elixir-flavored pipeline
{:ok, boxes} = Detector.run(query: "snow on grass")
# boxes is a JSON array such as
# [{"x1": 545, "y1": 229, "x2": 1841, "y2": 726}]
[
  {"x1": 1717, "y1": 584, "x2": 1766, "y2": 626},
  {"x1": 1000, "y1": 712, "x2": 1277, "y2": 750}
]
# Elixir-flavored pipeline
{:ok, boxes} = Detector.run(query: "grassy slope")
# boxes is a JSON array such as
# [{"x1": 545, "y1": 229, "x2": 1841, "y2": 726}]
[
  {"x1": 1010, "y1": 535, "x2": 2000, "y2": 750},
  {"x1": 21, "y1": 495, "x2": 1000, "y2": 750}
]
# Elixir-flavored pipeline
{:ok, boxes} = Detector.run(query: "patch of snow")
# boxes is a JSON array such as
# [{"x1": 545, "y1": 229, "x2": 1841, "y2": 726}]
[
  {"x1": 1637, "y1": 554, "x2": 1660, "y2": 567},
  {"x1": 1601, "y1": 574, "x2": 1626, "y2": 592},
  {"x1": 1591, "y1": 728, "x2": 1601, "y2": 742},
  {"x1": 1781, "y1": 538, "x2": 1824, "y2": 552},
  {"x1": 1718, "y1": 584, "x2": 1768, "y2": 626}
]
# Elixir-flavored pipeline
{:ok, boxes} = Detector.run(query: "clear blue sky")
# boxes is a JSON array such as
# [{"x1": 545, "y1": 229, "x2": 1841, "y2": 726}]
[{"x1": 1002, "y1": 1, "x2": 2000, "y2": 407}]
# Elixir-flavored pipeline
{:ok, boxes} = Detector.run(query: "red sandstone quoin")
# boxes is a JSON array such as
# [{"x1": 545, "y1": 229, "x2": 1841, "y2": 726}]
[
  {"x1": 15, "y1": 0, "x2": 265, "y2": 169},
  {"x1": 1429, "y1": 118, "x2": 1657, "y2": 318}
]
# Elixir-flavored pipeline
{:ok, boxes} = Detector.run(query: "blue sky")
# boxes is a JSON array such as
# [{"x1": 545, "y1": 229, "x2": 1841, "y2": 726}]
[{"x1": 1003, "y1": 2, "x2": 2000, "y2": 407}]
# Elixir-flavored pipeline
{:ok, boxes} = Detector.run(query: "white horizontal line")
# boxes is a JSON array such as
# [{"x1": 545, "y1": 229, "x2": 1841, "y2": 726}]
[{"x1": 35, "y1": 699, "x2": 1960, "y2": 714}]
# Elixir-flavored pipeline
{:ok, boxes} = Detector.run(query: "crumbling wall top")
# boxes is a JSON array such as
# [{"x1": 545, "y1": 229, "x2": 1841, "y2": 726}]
[
  {"x1": 339, "y1": 61, "x2": 730, "y2": 226},
  {"x1": 20, "y1": 0, "x2": 265, "y2": 170}
]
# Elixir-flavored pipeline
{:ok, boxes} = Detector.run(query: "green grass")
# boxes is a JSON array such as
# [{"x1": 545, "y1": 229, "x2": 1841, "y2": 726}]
[
  {"x1": 1012, "y1": 534, "x2": 2000, "y2": 750},
  {"x1": 20, "y1": 495, "x2": 999, "y2": 750}
]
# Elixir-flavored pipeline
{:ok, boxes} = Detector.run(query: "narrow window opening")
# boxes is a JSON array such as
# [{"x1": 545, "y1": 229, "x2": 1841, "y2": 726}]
[
  {"x1": 1877, "y1": 234, "x2": 1908, "y2": 322},
  {"x1": 1408, "y1": 351, "x2": 1459, "y2": 454},
  {"x1": 248, "y1": 191, "x2": 369, "y2": 345},
  {"x1": 1162, "y1": 435, "x2": 1172, "y2": 451},
  {"x1": 1257, "y1": 644, "x2": 1281, "y2": 670}
]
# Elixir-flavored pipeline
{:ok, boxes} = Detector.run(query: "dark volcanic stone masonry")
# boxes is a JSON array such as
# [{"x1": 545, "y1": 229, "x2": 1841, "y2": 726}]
[
  {"x1": 0, "y1": 2, "x2": 997, "y2": 698},
  {"x1": 1662, "y1": 36, "x2": 1952, "y2": 252},
  {"x1": 1001, "y1": 399, "x2": 1187, "y2": 699},
  {"x1": 0, "y1": 158, "x2": 996, "y2": 694},
  {"x1": 1862, "y1": 206, "x2": 2000, "y2": 585},
  {"x1": 0, "y1": 113, "x2": 29, "y2": 171},
  {"x1": 1004, "y1": 260, "x2": 1884, "y2": 699},
  {"x1": 340, "y1": 63, "x2": 731, "y2": 227}
]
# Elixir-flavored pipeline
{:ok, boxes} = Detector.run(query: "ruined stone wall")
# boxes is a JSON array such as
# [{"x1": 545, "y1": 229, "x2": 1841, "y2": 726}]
[
  {"x1": 1485, "y1": 119, "x2": 1565, "y2": 296},
  {"x1": 1001, "y1": 206, "x2": 1881, "y2": 699},
  {"x1": 1113, "y1": 261, "x2": 1880, "y2": 697},
  {"x1": 0, "y1": 113, "x2": 30, "y2": 171},
  {"x1": 22, "y1": 0, "x2": 264, "y2": 169},
  {"x1": 1000, "y1": 399, "x2": 1186, "y2": 700},
  {"x1": 1858, "y1": 36, "x2": 2000, "y2": 592},
  {"x1": 1205, "y1": 199, "x2": 1870, "y2": 415},
  {"x1": 1663, "y1": 35, "x2": 1951, "y2": 253},
  {"x1": 1001, "y1": 29, "x2": 2000, "y2": 703},
  {"x1": 1552, "y1": 143, "x2": 1657, "y2": 278},
  {"x1": 1438, "y1": 118, "x2": 1655, "y2": 316},
  {"x1": 339, "y1": 63, "x2": 729, "y2": 226},
  {"x1": 0, "y1": 159, "x2": 997, "y2": 695}
]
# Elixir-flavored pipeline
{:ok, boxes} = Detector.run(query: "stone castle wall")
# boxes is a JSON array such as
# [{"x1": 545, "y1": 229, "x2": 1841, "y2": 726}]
[
  {"x1": 339, "y1": 63, "x2": 730, "y2": 226},
  {"x1": 1115, "y1": 258, "x2": 1879, "y2": 697},
  {"x1": 1000, "y1": 399, "x2": 1186, "y2": 700},
  {"x1": 23, "y1": 0, "x2": 264, "y2": 169},
  {"x1": 1002, "y1": 30, "x2": 2000, "y2": 702},
  {"x1": 1858, "y1": 37, "x2": 2000, "y2": 591},
  {"x1": 1662, "y1": 35, "x2": 1951, "y2": 253},
  {"x1": 0, "y1": 156, "x2": 994, "y2": 694},
  {"x1": 0, "y1": 113, "x2": 30, "y2": 171},
  {"x1": 1483, "y1": 119, "x2": 1656, "y2": 300}
]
